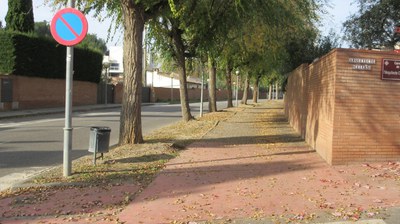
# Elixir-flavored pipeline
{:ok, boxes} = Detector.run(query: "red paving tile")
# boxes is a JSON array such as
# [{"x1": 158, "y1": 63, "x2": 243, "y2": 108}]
[
  {"x1": 118, "y1": 142, "x2": 399, "y2": 223},
  {"x1": 0, "y1": 184, "x2": 139, "y2": 223}
]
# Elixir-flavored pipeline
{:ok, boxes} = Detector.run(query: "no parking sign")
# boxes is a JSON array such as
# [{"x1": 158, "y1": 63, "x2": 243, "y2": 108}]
[
  {"x1": 50, "y1": 8, "x2": 88, "y2": 46},
  {"x1": 50, "y1": 7, "x2": 88, "y2": 177}
]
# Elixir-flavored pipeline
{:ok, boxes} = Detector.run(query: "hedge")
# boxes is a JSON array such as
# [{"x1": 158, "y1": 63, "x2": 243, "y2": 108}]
[{"x1": 0, "y1": 31, "x2": 102, "y2": 83}]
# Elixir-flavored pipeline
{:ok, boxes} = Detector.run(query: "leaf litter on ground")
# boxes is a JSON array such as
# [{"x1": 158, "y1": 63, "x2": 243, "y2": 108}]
[{"x1": 0, "y1": 109, "x2": 235, "y2": 219}]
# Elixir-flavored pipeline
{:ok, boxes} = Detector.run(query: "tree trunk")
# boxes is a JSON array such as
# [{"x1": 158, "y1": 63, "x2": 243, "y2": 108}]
[
  {"x1": 275, "y1": 82, "x2": 279, "y2": 100},
  {"x1": 241, "y1": 74, "x2": 249, "y2": 105},
  {"x1": 268, "y1": 84, "x2": 272, "y2": 100},
  {"x1": 225, "y1": 65, "x2": 233, "y2": 108},
  {"x1": 252, "y1": 75, "x2": 260, "y2": 103},
  {"x1": 119, "y1": 3, "x2": 144, "y2": 144},
  {"x1": 208, "y1": 56, "x2": 217, "y2": 112},
  {"x1": 172, "y1": 26, "x2": 193, "y2": 121}
]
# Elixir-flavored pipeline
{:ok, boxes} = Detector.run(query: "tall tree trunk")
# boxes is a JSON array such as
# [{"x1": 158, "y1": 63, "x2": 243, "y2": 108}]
[
  {"x1": 119, "y1": 3, "x2": 144, "y2": 144},
  {"x1": 208, "y1": 55, "x2": 217, "y2": 112},
  {"x1": 275, "y1": 82, "x2": 279, "y2": 100},
  {"x1": 172, "y1": 27, "x2": 193, "y2": 121},
  {"x1": 225, "y1": 64, "x2": 233, "y2": 108},
  {"x1": 268, "y1": 84, "x2": 272, "y2": 100},
  {"x1": 241, "y1": 74, "x2": 249, "y2": 105},
  {"x1": 252, "y1": 75, "x2": 261, "y2": 103}
]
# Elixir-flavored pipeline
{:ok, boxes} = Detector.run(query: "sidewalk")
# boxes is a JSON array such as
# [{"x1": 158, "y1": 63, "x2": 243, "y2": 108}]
[{"x1": 0, "y1": 101, "x2": 399, "y2": 224}]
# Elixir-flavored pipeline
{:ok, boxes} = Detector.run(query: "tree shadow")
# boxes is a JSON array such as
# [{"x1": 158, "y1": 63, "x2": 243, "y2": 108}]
[
  {"x1": 132, "y1": 154, "x2": 326, "y2": 203},
  {"x1": 110, "y1": 153, "x2": 175, "y2": 164}
]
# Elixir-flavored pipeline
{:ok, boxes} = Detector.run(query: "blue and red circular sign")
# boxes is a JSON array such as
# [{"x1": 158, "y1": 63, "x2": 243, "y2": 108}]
[{"x1": 50, "y1": 8, "x2": 88, "y2": 46}]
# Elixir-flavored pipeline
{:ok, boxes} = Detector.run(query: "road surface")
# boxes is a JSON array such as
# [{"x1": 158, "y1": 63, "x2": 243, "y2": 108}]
[{"x1": 0, "y1": 101, "x2": 228, "y2": 190}]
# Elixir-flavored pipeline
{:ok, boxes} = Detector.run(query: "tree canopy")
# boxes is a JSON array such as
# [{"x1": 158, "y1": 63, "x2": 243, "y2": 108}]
[
  {"x1": 343, "y1": 0, "x2": 400, "y2": 49},
  {"x1": 48, "y1": 0, "x2": 331, "y2": 144},
  {"x1": 5, "y1": 0, "x2": 35, "y2": 32}
]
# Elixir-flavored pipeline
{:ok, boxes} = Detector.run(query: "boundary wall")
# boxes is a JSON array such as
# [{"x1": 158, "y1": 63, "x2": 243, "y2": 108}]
[
  {"x1": 285, "y1": 48, "x2": 400, "y2": 164},
  {"x1": 0, "y1": 75, "x2": 97, "y2": 110}
]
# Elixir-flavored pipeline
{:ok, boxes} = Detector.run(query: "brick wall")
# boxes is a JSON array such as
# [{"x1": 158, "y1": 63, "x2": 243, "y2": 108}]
[
  {"x1": 114, "y1": 86, "x2": 253, "y2": 103},
  {"x1": 332, "y1": 49, "x2": 400, "y2": 164},
  {"x1": 285, "y1": 64, "x2": 309, "y2": 138},
  {"x1": 285, "y1": 48, "x2": 400, "y2": 165},
  {"x1": 151, "y1": 87, "x2": 237, "y2": 102},
  {"x1": 285, "y1": 51, "x2": 336, "y2": 164},
  {"x1": 306, "y1": 51, "x2": 336, "y2": 164},
  {"x1": 0, "y1": 75, "x2": 97, "y2": 110}
]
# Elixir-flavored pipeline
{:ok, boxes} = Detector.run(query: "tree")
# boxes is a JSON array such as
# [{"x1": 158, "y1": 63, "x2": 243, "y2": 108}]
[
  {"x1": 34, "y1": 21, "x2": 51, "y2": 38},
  {"x1": 147, "y1": 7, "x2": 195, "y2": 122},
  {"x1": 343, "y1": 0, "x2": 400, "y2": 49},
  {"x1": 33, "y1": 21, "x2": 107, "y2": 53},
  {"x1": 5, "y1": 0, "x2": 34, "y2": 32},
  {"x1": 218, "y1": 0, "x2": 325, "y2": 104},
  {"x1": 78, "y1": 34, "x2": 107, "y2": 53},
  {"x1": 118, "y1": 0, "x2": 168, "y2": 144},
  {"x1": 148, "y1": 0, "x2": 237, "y2": 120},
  {"x1": 285, "y1": 29, "x2": 340, "y2": 71},
  {"x1": 51, "y1": 0, "x2": 169, "y2": 144}
]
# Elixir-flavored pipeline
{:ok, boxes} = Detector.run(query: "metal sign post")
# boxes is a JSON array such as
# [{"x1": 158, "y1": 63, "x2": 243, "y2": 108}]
[
  {"x1": 64, "y1": 0, "x2": 75, "y2": 177},
  {"x1": 50, "y1": 0, "x2": 88, "y2": 177},
  {"x1": 64, "y1": 44, "x2": 73, "y2": 177},
  {"x1": 200, "y1": 72, "x2": 204, "y2": 117},
  {"x1": 235, "y1": 70, "x2": 239, "y2": 107}
]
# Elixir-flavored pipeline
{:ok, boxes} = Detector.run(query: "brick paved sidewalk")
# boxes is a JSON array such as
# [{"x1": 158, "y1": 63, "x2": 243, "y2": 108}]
[
  {"x1": 118, "y1": 101, "x2": 400, "y2": 224},
  {"x1": 0, "y1": 101, "x2": 399, "y2": 224}
]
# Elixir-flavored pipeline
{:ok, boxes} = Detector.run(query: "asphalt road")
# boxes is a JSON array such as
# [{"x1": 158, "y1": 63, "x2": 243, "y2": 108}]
[{"x1": 0, "y1": 101, "x2": 228, "y2": 190}]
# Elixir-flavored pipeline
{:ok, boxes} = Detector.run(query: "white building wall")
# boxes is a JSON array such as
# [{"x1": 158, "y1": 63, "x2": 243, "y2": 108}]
[
  {"x1": 108, "y1": 46, "x2": 124, "y2": 74},
  {"x1": 146, "y1": 71, "x2": 180, "y2": 88}
]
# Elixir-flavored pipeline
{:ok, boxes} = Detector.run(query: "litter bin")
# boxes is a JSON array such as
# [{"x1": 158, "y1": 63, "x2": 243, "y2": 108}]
[{"x1": 88, "y1": 126, "x2": 111, "y2": 153}]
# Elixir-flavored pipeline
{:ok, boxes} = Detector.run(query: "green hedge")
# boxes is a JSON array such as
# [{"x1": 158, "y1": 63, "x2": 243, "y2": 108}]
[{"x1": 0, "y1": 31, "x2": 102, "y2": 83}]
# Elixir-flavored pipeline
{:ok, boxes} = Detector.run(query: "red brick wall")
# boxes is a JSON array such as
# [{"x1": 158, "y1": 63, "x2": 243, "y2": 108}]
[
  {"x1": 114, "y1": 84, "x2": 123, "y2": 104},
  {"x1": 332, "y1": 49, "x2": 400, "y2": 164},
  {"x1": 0, "y1": 75, "x2": 97, "y2": 110},
  {"x1": 151, "y1": 87, "x2": 236, "y2": 102},
  {"x1": 285, "y1": 51, "x2": 336, "y2": 164},
  {"x1": 306, "y1": 51, "x2": 336, "y2": 164},
  {"x1": 285, "y1": 48, "x2": 400, "y2": 164},
  {"x1": 285, "y1": 64, "x2": 309, "y2": 138},
  {"x1": 114, "y1": 86, "x2": 249, "y2": 104}
]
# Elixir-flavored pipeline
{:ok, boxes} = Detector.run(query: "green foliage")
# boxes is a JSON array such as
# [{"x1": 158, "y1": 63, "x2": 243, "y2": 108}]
[
  {"x1": 285, "y1": 30, "x2": 340, "y2": 71},
  {"x1": 343, "y1": 0, "x2": 400, "y2": 49},
  {"x1": 0, "y1": 31, "x2": 103, "y2": 83},
  {"x1": 78, "y1": 34, "x2": 108, "y2": 53},
  {"x1": 34, "y1": 21, "x2": 52, "y2": 38},
  {"x1": 5, "y1": 0, "x2": 34, "y2": 32},
  {"x1": 0, "y1": 32, "x2": 16, "y2": 73},
  {"x1": 33, "y1": 21, "x2": 107, "y2": 53}
]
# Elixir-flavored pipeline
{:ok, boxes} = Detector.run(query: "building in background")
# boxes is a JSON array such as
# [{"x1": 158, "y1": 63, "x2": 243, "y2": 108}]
[
  {"x1": 103, "y1": 46, "x2": 202, "y2": 88},
  {"x1": 103, "y1": 46, "x2": 124, "y2": 85}
]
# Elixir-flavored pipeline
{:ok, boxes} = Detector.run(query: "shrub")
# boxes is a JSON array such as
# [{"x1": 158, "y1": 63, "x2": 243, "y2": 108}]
[{"x1": 0, "y1": 31, "x2": 102, "y2": 83}]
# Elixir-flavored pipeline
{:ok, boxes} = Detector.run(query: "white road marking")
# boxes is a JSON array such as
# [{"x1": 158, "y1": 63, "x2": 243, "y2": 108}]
[{"x1": 0, "y1": 118, "x2": 63, "y2": 128}]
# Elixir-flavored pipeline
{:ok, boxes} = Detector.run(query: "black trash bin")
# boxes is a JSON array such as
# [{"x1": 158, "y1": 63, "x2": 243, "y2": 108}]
[{"x1": 88, "y1": 126, "x2": 111, "y2": 153}]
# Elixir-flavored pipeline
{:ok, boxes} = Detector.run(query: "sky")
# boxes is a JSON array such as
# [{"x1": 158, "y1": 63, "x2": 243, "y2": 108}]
[{"x1": 0, "y1": 0, "x2": 358, "y2": 48}]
